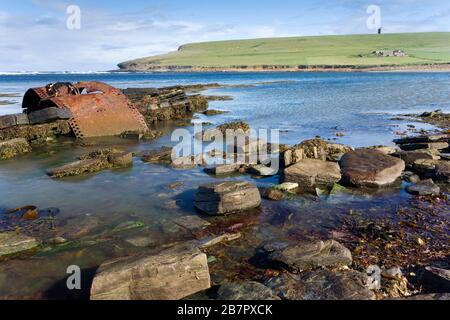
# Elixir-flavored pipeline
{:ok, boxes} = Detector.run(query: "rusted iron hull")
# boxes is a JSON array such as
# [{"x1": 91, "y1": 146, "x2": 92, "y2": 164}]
[{"x1": 22, "y1": 82, "x2": 148, "y2": 138}]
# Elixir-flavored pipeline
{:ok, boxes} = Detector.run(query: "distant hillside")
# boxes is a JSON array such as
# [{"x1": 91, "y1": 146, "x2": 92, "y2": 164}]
[{"x1": 118, "y1": 32, "x2": 450, "y2": 72}]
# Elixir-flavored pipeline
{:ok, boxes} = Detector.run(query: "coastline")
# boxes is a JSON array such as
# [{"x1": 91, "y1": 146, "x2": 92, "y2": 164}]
[{"x1": 116, "y1": 63, "x2": 450, "y2": 73}]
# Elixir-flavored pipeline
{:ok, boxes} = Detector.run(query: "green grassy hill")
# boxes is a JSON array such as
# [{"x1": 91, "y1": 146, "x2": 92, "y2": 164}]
[{"x1": 118, "y1": 32, "x2": 450, "y2": 70}]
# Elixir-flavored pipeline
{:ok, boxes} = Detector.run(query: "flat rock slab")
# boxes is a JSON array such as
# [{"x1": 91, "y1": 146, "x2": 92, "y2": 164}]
[
  {"x1": 0, "y1": 138, "x2": 31, "y2": 160},
  {"x1": 394, "y1": 150, "x2": 439, "y2": 167},
  {"x1": 194, "y1": 181, "x2": 261, "y2": 215},
  {"x1": 406, "y1": 182, "x2": 440, "y2": 196},
  {"x1": 266, "y1": 269, "x2": 375, "y2": 300},
  {"x1": 399, "y1": 142, "x2": 449, "y2": 151},
  {"x1": 283, "y1": 159, "x2": 341, "y2": 190},
  {"x1": 141, "y1": 147, "x2": 173, "y2": 164},
  {"x1": 0, "y1": 232, "x2": 40, "y2": 256},
  {"x1": 171, "y1": 215, "x2": 211, "y2": 232},
  {"x1": 90, "y1": 245, "x2": 210, "y2": 300},
  {"x1": 268, "y1": 240, "x2": 352, "y2": 272},
  {"x1": 217, "y1": 281, "x2": 280, "y2": 300},
  {"x1": 47, "y1": 158, "x2": 108, "y2": 178},
  {"x1": 204, "y1": 164, "x2": 241, "y2": 175},
  {"x1": 340, "y1": 149, "x2": 405, "y2": 187}
]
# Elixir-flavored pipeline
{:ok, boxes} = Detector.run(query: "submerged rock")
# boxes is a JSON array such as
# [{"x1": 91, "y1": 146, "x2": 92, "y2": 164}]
[
  {"x1": 48, "y1": 149, "x2": 132, "y2": 178},
  {"x1": 248, "y1": 164, "x2": 278, "y2": 176},
  {"x1": 406, "y1": 180, "x2": 440, "y2": 196},
  {"x1": 0, "y1": 232, "x2": 40, "y2": 257},
  {"x1": 141, "y1": 146, "x2": 173, "y2": 164},
  {"x1": 266, "y1": 269, "x2": 375, "y2": 300},
  {"x1": 267, "y1": 240, "x2": 352, "y2": 273},
  {"x1": 217, "y1": 281, "x2": 280, "y2": 300},
  {"x1": 91, "y1": 245, "x2": 210, "y2": 300},
  {"x1": 283, "y1": 159, "x2": 341, "y2": 191},
  {"x1": 194, "y1": 181, "x2": 261, "y2": 216},
  {"x1": 0, "y1": 138, "x2": 31, "y2": 159},
  {"x1": 261, "y1": 188, "x2": 286, "y2": 201},
  {"x1": 204, "y1": 163, "x2": 241, "y2": 175},
  {"x1": 339, "y1": 149, "x2": 405, "y2": 187}
]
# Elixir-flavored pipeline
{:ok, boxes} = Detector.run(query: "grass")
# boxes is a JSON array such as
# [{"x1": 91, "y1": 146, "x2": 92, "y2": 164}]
[{"x1": 118, "y1": 32, "x2": 450, "y2": 69}]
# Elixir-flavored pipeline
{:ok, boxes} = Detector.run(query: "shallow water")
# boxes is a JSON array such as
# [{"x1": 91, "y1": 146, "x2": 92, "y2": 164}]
[{"x1": 0, "y1": 72, "x2": 449, "y2": 299}]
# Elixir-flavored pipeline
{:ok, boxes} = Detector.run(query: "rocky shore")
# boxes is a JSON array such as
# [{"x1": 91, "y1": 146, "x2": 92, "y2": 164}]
[{"x1": 0, "y1": 83, "x2": 449, "y2": 301}]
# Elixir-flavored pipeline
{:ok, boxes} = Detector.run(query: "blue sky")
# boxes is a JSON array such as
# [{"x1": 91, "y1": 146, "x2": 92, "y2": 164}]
[{"x1": 0, "y1": 0, "x2": 449, "y2": 71}]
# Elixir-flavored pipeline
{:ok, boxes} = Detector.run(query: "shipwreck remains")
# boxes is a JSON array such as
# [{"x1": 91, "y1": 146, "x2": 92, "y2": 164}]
[{"x1": 22, "y1": 81, "x2": 149, "y2": 138}]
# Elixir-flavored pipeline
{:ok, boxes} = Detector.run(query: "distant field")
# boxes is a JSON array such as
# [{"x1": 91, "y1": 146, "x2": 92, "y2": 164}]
[{"x1": 118, "y1": 32, "x2": 450, "y2": 70}]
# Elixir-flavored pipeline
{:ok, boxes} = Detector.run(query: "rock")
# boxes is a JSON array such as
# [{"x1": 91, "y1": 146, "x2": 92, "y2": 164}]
[
  {"x1": 0, "y1": 120, "x2": 71, "y2": 144},
  {"x1": 394, "y1": 133, "x2": 449, "y2": 145},
  {"x1": 0, "y1": 113, "x2": 29, "y2": 129},
  {"x1": 248, "y1": 164, "x2": 278, "y2": 176},
  {"x1": 339, "y1": 149, "x2": 405, "y2": 187},
  {"x1": 217, "y1": 281, "x2": 280, "y2": 300},
  {"x1": 282, "y1": 138, "x2": 352, "y2": 166},
  {"x1": 47, "y1": 236, "x2": 68, "y2": 245},
  {"x1": 435, "y1": 161, "x2": 450, "y2": 182},
  {"x1": 366, "y1": 265, "x2": 382, "y2": 290},
  {"x1": 90, "y1": 245, "x2": 210, "y2": 300},
  {"x1": 119, "y1": 131, "x2": 144, "y2": 140},
  {"x1": 267, "y1": 240, "x2": 352, "y2": 273},
  {"x1": 0, "y1": 232, "x2": 40, "y2": 256},
  {"x1": 234, "y1": 138, "x2": 267, "y2": 154},
  {"x1": 171, "y1": 215, "x2": 211, "y2": 232},
  {"x1": 261, "y1": 188, "x2": 286, "y2": 201},
  {"x1": 202, "y1": 109, "x2": 228, "y2": 116},
  {"x1": 194, "y1": 181, "x2": 261, "y2": 216},
  {"x1": 0, "y1": 138, "x2": 31, "y2": 159},
  {"x1": 412, "y1": 159, "x2": 438, "y2": 175},
  {"x1": 367, "y1": 145, "x2": 398, "y2": 155},
  {"x1": 440, "y1": 153, "x2": 450, "y2": 160},
  {"x1": 61, "y1": 215, "x2": 100, "y2": 239},
  {"x1": 171, "y1": 155, "x2": 203, "y2": 169},
  {"x1": 47, "y1": 158, "x2": 107, "y2": 178},
  {"x1": 402, "y1": 171, "x2": 421, "y2": 183},
  {"x1": 275, "y1": 182, "x2": 299, "y2": 193},
  {"x1": 265, "y1": 269, "x2": 375, "y2": 300},
  {"x1": 283, "y1": 159, "x2": 341, "y2": 191},
  {"x1": 126, "y1": 236, "x2": 157, "y2": 248},
  {"x1": 108, "y1": 152, "x2": 133, "y2": 167},
  {"x1": 381, "y1": 267, "x2": 410, "y2": 297},
  {"x1": 399, "y1": 142, "x2": 449, "y2": 152},
  {"x1": 141, "y1": 147, "x2": 173, "y2": 164},
  {"x1": 27, "y1": 107, "x2": 72, "y2": 125},
  {"x1": 422, "y1": 266, "x2": 450, "y2": 293},
  {"x1": 199, "y1": 121, "x2": 250, "y2": 141},
  {"x1": 393, "y1": 150, "x2": 440, "y2": 167},
  {"x1": 406, "y1": 180, "x2": 440, "y2": 196},
  {"x1": 198, "y1": 233, "x2": 241, "y2": 249},
  {"x1": 204, "y1": 164, "x2": 240, "y2": 175}
]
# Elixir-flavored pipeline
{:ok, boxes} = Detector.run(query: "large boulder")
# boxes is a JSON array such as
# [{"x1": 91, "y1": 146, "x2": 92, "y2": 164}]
[
  {"x1": 339, "y1": 149, "x2": 405, "y2": 187},
  {"x1": 282, "y1": 138, "x2": 352, "y2": 166},
  {"x1": 217, "y1": 281, "x2": 280, "y2": 300},
  {"x1": 194, "y1": 181, "x2": 261, "y2": 215},
  {"x1": 0, "y1": 138, "x2": 31, "y2": 159},
  {"x1": 265, "y1": 269, "x2": 376, "y2": 300},
  {"x1": 267, "y1": 240, "x2": 352, "y2": 273},
  {"x1": 283, "y1": 159, "x2": 341, "y2": 191},
  {"x1": 90, "y1": 246, "x2": 210, "y2": 300}
]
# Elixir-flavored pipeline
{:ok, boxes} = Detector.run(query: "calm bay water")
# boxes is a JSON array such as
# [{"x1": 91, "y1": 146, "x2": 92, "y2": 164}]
[{"x1": 0, "y1": 72, "x2": 449, "y2": 298}]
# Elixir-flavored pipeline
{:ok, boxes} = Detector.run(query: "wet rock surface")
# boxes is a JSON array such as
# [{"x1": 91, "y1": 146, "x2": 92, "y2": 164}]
[
  {"x1": 0, "y1": 138, "x2": 31, "y2": 159},
  {"x1": 0, "y1": 232, "x2": 40, "y2": 257},
  {"x1": 217, "y1": 281, "x2": 280, "y2": 300},
  {"x1": 340, "y1": 149, "x2": 405, "y2": 187},
  {"x1": 267, "y1": 240, "x2": 352, "y2": 273},
  {"x1": 266, "y1": 269, "x2": 375, "y2": 300},
  {"x1": 283, "y1": 159, "x2": 341, "y2": 191},
  {"x1": 194, "y1": 181, "x2": 261, "y2": 215},
  {"x1": 90, "y1": 245, "x2": 210, "y2": 300}
]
